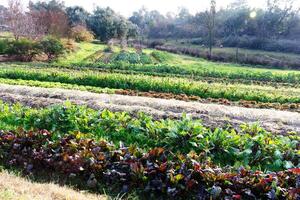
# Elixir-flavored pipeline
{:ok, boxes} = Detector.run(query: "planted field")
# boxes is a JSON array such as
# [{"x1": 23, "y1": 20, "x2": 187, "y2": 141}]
[{"x1": 0, "y1": 43, "x2": 299, "y2": 200}]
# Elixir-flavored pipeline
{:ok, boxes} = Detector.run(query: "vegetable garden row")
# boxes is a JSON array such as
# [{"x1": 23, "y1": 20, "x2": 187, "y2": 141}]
[
  {"x1": 0, "y1": 129, "x2": 299, "y2": 200},
  {"x1": 0, "y1": 102, "x2": 298, "y2": 172},
  {"x1": 0, "y1": 66, "x2": 300, "y2": 105},
  {"x1": 0, "y1": 101, "x2": 299, "y2": 199}
]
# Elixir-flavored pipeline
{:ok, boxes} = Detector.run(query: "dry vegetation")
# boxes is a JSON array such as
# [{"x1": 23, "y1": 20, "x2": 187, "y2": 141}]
[{"x1": 0, "y1": 171, "x2": 106, "y2": 200}]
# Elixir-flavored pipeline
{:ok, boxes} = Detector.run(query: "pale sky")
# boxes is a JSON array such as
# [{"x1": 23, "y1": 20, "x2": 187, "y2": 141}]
[{"x1": 1, "y1": 0, "x2": 300, "y2": 16}]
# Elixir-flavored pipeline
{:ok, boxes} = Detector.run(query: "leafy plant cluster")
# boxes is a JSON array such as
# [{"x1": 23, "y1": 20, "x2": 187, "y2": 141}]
[
  {"x1": 150, "y1": 51, "x2": 173, "y2": 63},
  {"x1": 111, "y1": 51, "x2": 153, "y2": 64},
  {"x1": 0, "y1": 66, "x2": 300, "y2": 104},
  {"x1": 0, "y1": 37, "x2": 64, "y2": 61},
  {"x1": 0, "y1": 129, "x2": 299, "y2": 199},
  {"x1": 0, "y1": 102, "x2": 298, "y2": 172}
]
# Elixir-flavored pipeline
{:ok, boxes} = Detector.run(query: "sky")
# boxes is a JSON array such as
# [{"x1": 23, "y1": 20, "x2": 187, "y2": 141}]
[{"x1": 1, "y1": 0, "x2": 300, "y2": 16}]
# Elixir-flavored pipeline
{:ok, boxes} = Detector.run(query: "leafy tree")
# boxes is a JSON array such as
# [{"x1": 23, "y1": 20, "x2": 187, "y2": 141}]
[
  {"x1": 258, "y1": 0, "x2": 299, "y2": 39},
  {"x1": 66, "y1": 6, "x2": 89, "y2": 27},
  {"x1": 88, "y1": 7, "x2": 118, "y2": 41},
  {"x1": 88, "y1": 7, "x2": 137, "y2": 42}
]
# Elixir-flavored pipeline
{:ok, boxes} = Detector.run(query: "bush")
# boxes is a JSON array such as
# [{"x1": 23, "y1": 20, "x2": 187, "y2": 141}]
[
  {"x1": 69, "y1": 25, "x2": 94, "y2": 43},
  {"x1": 5, "y1": 39, "x2": 40, "y2": 61},
  {"x1": 103, "y1": 46, "x2": 113, "y2": 53},
  {"x1": 0, "y1": 39, "x2": 8, "y2": 54},
  {"x1": 61, "y1": 39, "x2": 77, "y2": 53},
  {"x1": 39, "y1": 36, "x2": 64, "y2": 61}
]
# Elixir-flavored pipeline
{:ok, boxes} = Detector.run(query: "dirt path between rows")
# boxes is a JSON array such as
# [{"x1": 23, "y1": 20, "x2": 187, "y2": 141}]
[{"x1": 0, "y1": 84, "x2": 299, "y2": 134}]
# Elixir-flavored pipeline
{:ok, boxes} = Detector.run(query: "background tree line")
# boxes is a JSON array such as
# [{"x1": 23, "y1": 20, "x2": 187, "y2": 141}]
[
  {"x1": 0, "y1": 0, "x2": 138, "y2": 42},
  {"x1": 0, "y1": 0, "x2": 300, "y2": 54},
  {"x1": 129, "y1": 0, "x2": 300, "y2": 54}
]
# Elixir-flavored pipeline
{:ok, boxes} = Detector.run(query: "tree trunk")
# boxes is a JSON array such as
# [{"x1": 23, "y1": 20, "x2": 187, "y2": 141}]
[{"x1": 236, "y1": 47, "x2": 239, "y2": 62}]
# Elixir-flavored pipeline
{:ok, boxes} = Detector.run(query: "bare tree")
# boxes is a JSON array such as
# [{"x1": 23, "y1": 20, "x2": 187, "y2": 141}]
[
  {"x1": 29, "y1": 1, "x2": 70, "y2": 38},
  {"x1": 204, "y1": 0, "x2": 216, "y2": 59},
  {"x1": 6, "y1": 0, "x2": 24, "y2": 40},
  {"x1": 6, "y1": 0, "x2": 45, "y2": 40}
]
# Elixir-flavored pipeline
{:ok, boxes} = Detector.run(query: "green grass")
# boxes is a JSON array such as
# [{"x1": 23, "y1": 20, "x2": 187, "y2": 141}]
[{"x1": 56, "y1": 42, "x2": 107, "y2": 65}]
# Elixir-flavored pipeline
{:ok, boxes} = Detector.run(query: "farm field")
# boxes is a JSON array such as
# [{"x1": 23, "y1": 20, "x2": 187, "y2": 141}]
[
  {"x1": 1, "y1": 0, "x2": 300, "y2": 198},
  {"x1": 0, "y1": 42, "x2": 299, "y2": 199}
]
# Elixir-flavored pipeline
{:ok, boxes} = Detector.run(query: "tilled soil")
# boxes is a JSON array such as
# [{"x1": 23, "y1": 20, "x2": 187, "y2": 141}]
[{"x1": 0, "y1": 84, "x2": 299, "y2": 134}]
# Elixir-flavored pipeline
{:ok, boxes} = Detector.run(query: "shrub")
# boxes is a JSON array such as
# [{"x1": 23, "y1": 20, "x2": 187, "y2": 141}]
[
  {"x1": 149, "y1": 40, "x2": 165, "y2": 48},
  {"x1": 69, "y1": 25, "x2": 94, "y2": 43},
  {"x1": 5, "y1": 39, "x2": 40, "y2": 61},
  {"x1": 61, "y1": 38, "x2": 77, "y2": 53},
  {"x1": 0, "y1": 39, "x2": 8, "y2": 54},
  {"x1": 103, "y1": 46, "x2": 113, "y2": 53},
  {"x1": 39, "y1": 36, "x2": 64, "y2": 61}
]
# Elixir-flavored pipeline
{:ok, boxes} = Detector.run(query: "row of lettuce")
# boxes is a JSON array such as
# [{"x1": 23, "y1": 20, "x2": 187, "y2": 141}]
[{"x1": 0, "y1": 66, "x2": 300, "y2": 104}]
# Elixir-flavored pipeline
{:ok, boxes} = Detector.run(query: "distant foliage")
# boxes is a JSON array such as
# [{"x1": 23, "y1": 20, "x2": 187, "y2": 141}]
[
  {"x1": 88, "y1": 7, "x2": 138, "y2": 42},
  {"x1": 69, "y1": 25, "x2": 94, "y2": 42},
  {"x1": 222, "y1": 36, "x2": 300, "y2": 54}
]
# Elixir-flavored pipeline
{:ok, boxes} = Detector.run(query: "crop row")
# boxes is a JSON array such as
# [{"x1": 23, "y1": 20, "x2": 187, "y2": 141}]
[
  {"x1": 52, "y1": 60, "x2": 300, "y2": 85},
  {"x1": 0, "y1": 129, "x2": 299, "y2": 199},
  {"x1": 0, "y1": 78, "x2": 300, "y2": 113},
  {"x1": 0, "y1": 102, "x2": 298, "y2": 171},
  {"x1": 0, "y1": 66, "x2": 300, "y2": 104},
  {"x1": 52, "y1": 63, "x2": 300, "y2": 88}
]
